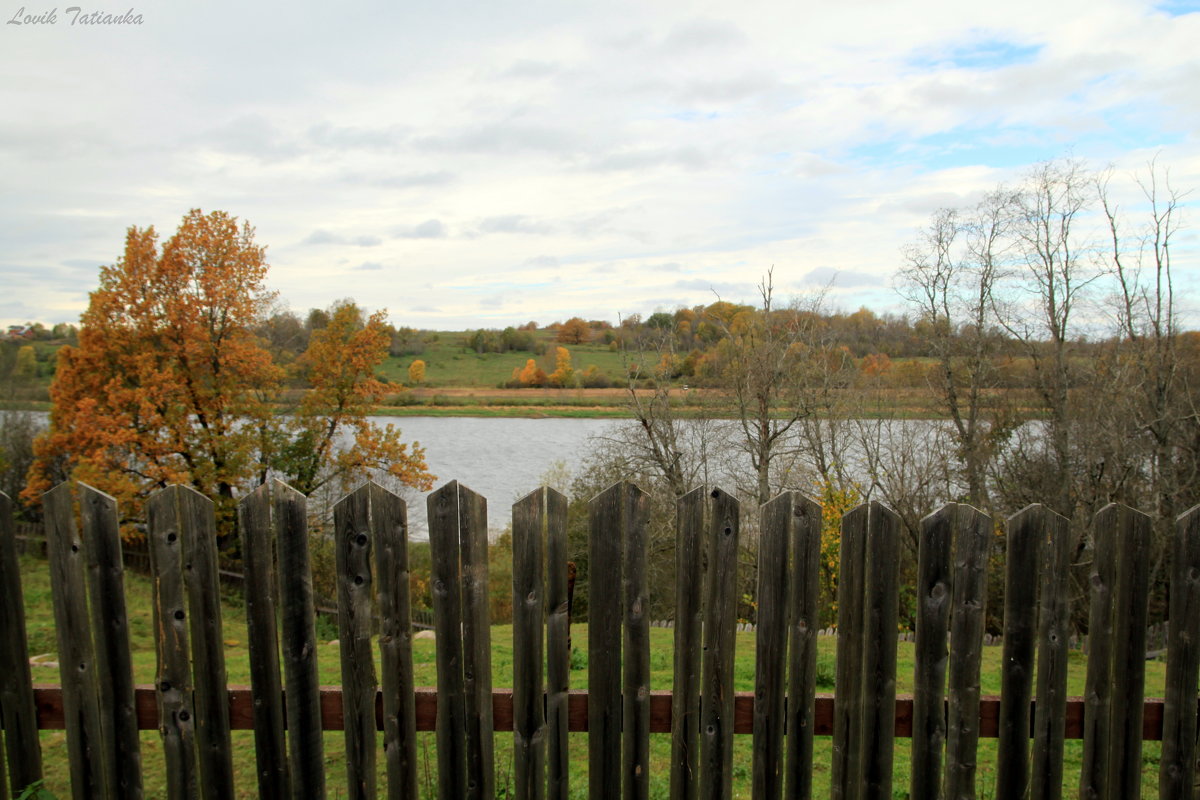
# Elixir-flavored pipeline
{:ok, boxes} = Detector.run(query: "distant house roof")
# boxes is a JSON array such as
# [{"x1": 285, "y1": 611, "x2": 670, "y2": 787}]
[{"x1": 6, "y1": 325, "x2": 34, "y2": 339}]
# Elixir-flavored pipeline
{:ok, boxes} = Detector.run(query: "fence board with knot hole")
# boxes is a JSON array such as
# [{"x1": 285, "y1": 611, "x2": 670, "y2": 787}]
[{"x1": 2, "y1": 482, "x2": 1200, "y2": 800}]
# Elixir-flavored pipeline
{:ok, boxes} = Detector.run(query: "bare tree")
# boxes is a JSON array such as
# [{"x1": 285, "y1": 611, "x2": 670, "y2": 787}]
[
  {"x1": 897, "y1": 190, "x2": 1019, "y2": 511},
  {"x1": 1099, "y1": 160, "x2": 1197, "y2": 542},
  {"x1": 992, "y1": 158, "x2": 1101, "y2": 516},
  {"x1": 714, "y1": 270, "x2": 846, "y2": 507}
]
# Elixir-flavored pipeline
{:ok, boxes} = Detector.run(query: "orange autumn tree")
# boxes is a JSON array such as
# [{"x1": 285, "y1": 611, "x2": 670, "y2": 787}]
[
  {"x1": 280, "y1": 302, "x2": 433, "y2": 495},
  {"x1": 25, "y1": 210, "x2": 432, "y2": 543},
  {"x1": 25, "y1": 210, "x2": 280, "y2": 541}
]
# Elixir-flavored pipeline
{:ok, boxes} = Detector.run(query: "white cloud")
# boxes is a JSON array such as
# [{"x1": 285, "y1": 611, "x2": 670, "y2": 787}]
[{"x1": 0, "y1": 0, "x2": 1196, "y2": 328}]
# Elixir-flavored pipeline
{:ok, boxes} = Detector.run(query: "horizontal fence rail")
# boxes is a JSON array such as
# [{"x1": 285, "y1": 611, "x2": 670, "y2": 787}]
[
  {"x1": 21, "y1": 685, "x2": 1181, "y2": 738},
  {"x1": 3, "y1": 481, "x2": 1200, "y2": 800}
]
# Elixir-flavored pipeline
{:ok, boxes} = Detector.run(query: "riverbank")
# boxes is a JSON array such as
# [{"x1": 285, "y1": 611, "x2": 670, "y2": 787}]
[{"x1": 5, "y1": 386, "x2": 1004, "y2": 420}]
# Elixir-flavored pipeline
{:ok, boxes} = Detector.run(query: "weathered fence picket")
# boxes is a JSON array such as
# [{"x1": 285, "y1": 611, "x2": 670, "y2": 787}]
[
  {"x1": 145, "y1": 487, "x2": 198, "y2": 800},
  {"x1": 512, "y1": 486, "x2": 568, "y2": 800},
  {"x1": 944, "y1": 504, "x2": 990, "y2": 800},
  {"x1": 149, "y1": 484, "x2": 235, "y2": 800},
  {"x1": 700, "y1": 489, "x2": 739, "y2": 800},
  {"x1": 429, "y1": 480, "x2": 494, "y2": 800},
  {"x1": 588, "y1": 481, "x2": 649, "y2": 800},
  {"x1": 751, "y1": 491, "x2": 821, "y2": 800},
  {"x1": 368, "y1": 482, "x2": 418, "y2": 800},
  {"x1": 240, "y1": 483, "x2": 290, "y2": 799},
  {"x1": 1161, "y1": 504, "x2": 1200, "y2": 799},
  {"x1": 910, "y1": 503, "x2": 954, "y2": 800},
  {"x1": 43, "y1": 482, "x2": 108, "y2": 800},
  {"x1": 995, "y1": 503, "x2": 1042, "y2": 798},
  {"x1": 543, "y1": 488, "x2": 570, "y2": 800},
  {"x1": 1080, "y1": 504, "x2": 1152, "y2": 800},
  {"x1": 670, "y1": 487, "x2": 705, "y2": 800},
  {"x1": 910, "y1": 502, "x2": 991, "y2": 800},
  {"x1": 78, "y1": 484, "x2": 143, "y2": 799},
  {"x1": 0, "y1": 491, "x2": 42, "y2": 798},
  {"x1": 1031, "y1": 506, "x2": 1071, "y2": 800},
  {"x1": 783, "y1": 495, "x2": 822, "y2": 800},
  {"x1": 751, "y1": 492, "x2": 792, "y2": 800},
  {"x1": 9, "y1": 476, "x2": 1200, "y2": 800},
  {"x1": 276, "y1": 482, "x2": 327, "y2": 800},
  {"x1": 333, "y1": 482, "x2": 381, "y2": 800}
]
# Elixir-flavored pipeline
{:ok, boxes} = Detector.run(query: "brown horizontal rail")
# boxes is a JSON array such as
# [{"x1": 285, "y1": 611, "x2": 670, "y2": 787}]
[{"x1": 27, "y1": 686, "x2": 1168, "y2": 740}]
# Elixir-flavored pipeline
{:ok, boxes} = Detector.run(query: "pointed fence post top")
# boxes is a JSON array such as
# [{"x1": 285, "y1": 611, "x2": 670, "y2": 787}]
[
  {"x1": 1093, "y1": 502, "x2": 1153, "y2": 528},
  {"x1": 1179, "y1": 503, "x2": 1200, "y2": 526},
  {"x1": 75, "y1": 482, "x2": 118, "y2": 508},
  {"x1": 922, "y1": 501, "x2": 991, "y2": 527},
  {"x1": 921, "y1": 501, "x2": 961, "y2": 529},
  {"x1": 148, "y1": 483, "x2": 215, "y2": 507},
  {"x1": 756, "y1": 489, "x2": 820, "y2": 520},
  {"x1": 589, "y1": 480, "x2": 647, "y2": 507},
  {"x1": 514, "y1": 485, "x2": 568, "y2": 509},
  {"x1": 243, "y1": 480, "x2": 271, "y2": 505},
  {"x1": 42, "y1": 480, "x2": 74, "y2": 504},
  {"x1": 337, "y1": 480, "x2": 373, "y2": 508},
  {"x1": 869, "y1": 499, "x2": 901, "y2": 522}
]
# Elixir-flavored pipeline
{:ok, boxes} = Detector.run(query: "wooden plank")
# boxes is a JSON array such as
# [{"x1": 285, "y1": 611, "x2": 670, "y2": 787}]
[
  {"x1": 1030, "y1": 507, "x2": 1070, "y2": 800},
  {"x1": 146, "y1": 486, "x2": 199, "y2": 800},
  {"x1": 995, "y1": 504, "x2": 1042, "y2": 800},
  {"x1": 458, "y1": 483, "x2": 494, "y2": 800},
  {"x1": 1160, "y1": 503, "x2": 1200, "y2": 799},
  {"x1": 832, "y1": 503, "x2": 867, "y2": 800},
  {"x1": 176, "y1": 485, "x2": 234, "y2": 800},
  {"x1": 428, "y1": 481, "x2": 467, "y2": 800},
  {"x1": 1080, "y1": 504, "x2": 1116, "y2": 800},
  {"x1": 240, "y1": 484, "x2": 289, "y2": 800},
  {"x1": 622, "y1": 483, "x2": 650, "y2": 800},
  {"x1": 910, "y1": 504, "x2": 954, "y2": 800},
  {"x1": 588, "y1": 482, "x2": 626, "y2": 800},
  {"x1": 544, "y1": 488, "x2": 569, "y2": 800},
  {"x1": 368, "y1": 482, "x2": 416, "y2": 800},
  {"x1": 670, "y1": 487, "x2": 706, "y2": 800},
  {"x1": 1101, "y1": 505, "x2": 1152, "y2": 800},
  {"x1": 784, "y1": 494, "x2": 822, "y2": 800},
  {"x1": 753, "y1": 492, "x2": 791, "y2": 800},
  {"x1": 700, "y1": 489, "x2": 738, "y2": 800},
  {"x1": 333, "y1": 483, "x2": 378, "y2": 800},
  {"x1": 513, "y1": 488, "x2": 547, "y2": 800},
  {"x1": 859, "y1": 502, "x2": 900, "y2": 800},
  {"x1": 78, "y1": 484, "x2": 142, "y2": 799},
  {"x1": 943, "y1": 504, "x2": 990, "y2": 800},
  {"x1": 42, "y1": 482, "x2": 106, "y2": 800},
  {"x1": 0, "y1": 491, "x2": 43, "y2": 797},
  {"x1": 274, "y1": 481, "x2": 326, "y2": 800},
  {"x1": 26, "y1": 685, "x2": 1169, "y2": 738}
]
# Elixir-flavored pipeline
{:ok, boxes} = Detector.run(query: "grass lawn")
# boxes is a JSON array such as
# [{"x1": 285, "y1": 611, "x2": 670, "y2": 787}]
[{"x1": 14, "y1": 554, "x2": 1167, "y2": 799}]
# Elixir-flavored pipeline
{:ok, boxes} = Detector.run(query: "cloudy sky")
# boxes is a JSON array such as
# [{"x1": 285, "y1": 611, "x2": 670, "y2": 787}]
[{"x1": 3, "y1": 0, "x2": 1198, "y2": 330}]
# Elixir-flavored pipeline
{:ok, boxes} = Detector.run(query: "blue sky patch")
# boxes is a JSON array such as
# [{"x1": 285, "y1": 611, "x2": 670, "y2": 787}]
[{"x1": 908, "y1": 39, "x2": 1043, "y2": 72}]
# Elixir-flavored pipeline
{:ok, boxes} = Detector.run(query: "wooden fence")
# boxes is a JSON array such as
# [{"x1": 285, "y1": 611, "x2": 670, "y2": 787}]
[{"x1": 2, "y1": 480, "x2": 1199, "y2": 800}]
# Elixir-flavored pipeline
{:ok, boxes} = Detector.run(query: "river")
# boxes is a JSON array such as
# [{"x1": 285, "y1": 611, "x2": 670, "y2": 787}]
[
  {"x1": 11, "y1": 412, "x2": 951, "y2": 537},
  {"x1": 367, "y1": 415, "x2": 623, "y2": 510}
]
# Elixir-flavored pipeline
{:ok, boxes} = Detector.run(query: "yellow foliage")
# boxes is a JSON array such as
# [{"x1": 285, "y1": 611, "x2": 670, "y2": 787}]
[
  {"x1": 548, "y1": 346, "x2": 574, "y2": 388},
  {"x1": 408, "y1": 358, "x2": 426, "y2": 384},
  {"x1": 816, "y1": 479, "x2": 863, "y2": 627}
]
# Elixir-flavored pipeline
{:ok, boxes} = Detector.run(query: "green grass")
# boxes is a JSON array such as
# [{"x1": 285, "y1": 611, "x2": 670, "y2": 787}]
[
  {"x1": 380, "y1": 331, "x2": 631, "y2": 390},
  {"x1": 13, "y1": 554, "x2": 1168, "y2": 798}
]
